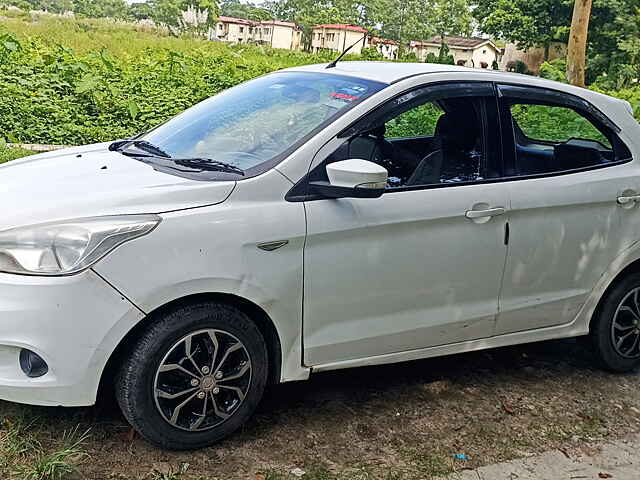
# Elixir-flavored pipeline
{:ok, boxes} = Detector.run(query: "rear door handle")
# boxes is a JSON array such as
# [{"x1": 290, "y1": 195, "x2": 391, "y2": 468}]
[
  {"x1": 465, "y1": 207, "x2": 506, "y2": 219},
  {"x1": 617, "y1": 195, "x2": 640, "y2": 205}
]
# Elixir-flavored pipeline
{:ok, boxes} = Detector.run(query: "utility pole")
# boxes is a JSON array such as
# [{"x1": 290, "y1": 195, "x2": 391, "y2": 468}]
[{"x1": 566, "y1": 0, "x2": 593, "y2": 87}]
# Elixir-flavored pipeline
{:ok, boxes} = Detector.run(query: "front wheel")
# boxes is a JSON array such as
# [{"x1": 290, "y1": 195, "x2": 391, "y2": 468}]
[
  {"x1": 591, "y1": 272, "x2": 640, "y2": 372},
  {"x1": 116, "y1": 302, "x2": 268, "y2": 450}
]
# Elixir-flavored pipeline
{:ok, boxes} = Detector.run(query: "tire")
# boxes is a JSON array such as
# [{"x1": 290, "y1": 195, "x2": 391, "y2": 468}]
[
  {"x1": 116, "y1": 302, "x2": 268, "y2": 450},
  {"x1": 590, "y1": 272, "x2": 640, "y2": 373}
]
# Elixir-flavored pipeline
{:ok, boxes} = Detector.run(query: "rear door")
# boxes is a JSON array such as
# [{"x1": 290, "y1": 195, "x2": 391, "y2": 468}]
[{"x1": 494, "y1": 84, "x2": 636, "y2": 335}]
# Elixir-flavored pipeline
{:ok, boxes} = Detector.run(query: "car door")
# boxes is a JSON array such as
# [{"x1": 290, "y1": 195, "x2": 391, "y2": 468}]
[
  {"x1": 494, "y1": 84, "x2": 637, "y2": 335},
  {"x1": 300, "y1": 81, "x2": 510, "y2": 366}
]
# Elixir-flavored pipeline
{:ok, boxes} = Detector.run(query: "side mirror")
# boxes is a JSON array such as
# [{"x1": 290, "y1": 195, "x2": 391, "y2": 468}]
[{"x1": 309, "y1": 159, "x2": 388, "y2": 199}]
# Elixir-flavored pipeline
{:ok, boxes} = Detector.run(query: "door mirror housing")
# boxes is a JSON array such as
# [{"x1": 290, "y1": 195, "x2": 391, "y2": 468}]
[{"x1": 309, "y1": 159, "x2": 388, "y2": 199}]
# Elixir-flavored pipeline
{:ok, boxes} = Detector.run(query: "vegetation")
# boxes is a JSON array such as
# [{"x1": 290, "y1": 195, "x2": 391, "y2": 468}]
[
  {"x1": 0, "y1": 416, "x2": 89, "y2": 480},
  {"x1": 473, "y1": 0, "x2": 640, "y2": 87},
  {"x1": 511, "y1": 103, "x2": 611, "y2": 145},
  {"x1": 0, "y1": 12, "x2": 346, "y2": 145},
  {"x1": 2, "y1": 0, "x2": 638, "y2": 85},
  {"x1": 0, "y1": 145, "x2": 34, "y2": 163},
  {"x1": 0, "y1": 8, "x2": 638, "y2": 154}
]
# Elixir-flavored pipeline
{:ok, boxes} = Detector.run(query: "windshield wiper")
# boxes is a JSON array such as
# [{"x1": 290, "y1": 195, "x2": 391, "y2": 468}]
[
  {"x1": 109, "y1": 139, "x2": 171, "y2": 158},
  {"x1": 172, "y1": 157, "x2": 245, "y2": 176}
]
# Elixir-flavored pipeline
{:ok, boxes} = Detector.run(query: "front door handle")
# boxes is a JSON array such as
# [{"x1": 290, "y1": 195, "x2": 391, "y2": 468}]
[
  {"x1": 617, "y1": 195, "x2": 640, "y2": 205},
  {"x1": 465, "y1": 207, "x2": 506, "y2": 219}
]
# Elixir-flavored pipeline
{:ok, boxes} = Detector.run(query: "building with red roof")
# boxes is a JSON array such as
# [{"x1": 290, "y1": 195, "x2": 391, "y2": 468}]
[
  {"x1": 367, "y1": 36, "x2": 399, "y2": 60},
  {"x1": 213, "y1": 16, "x2": 303, "y2": 50},
  {"x1": 311, "y1": 24, "x2": 369, "y2": 54}
]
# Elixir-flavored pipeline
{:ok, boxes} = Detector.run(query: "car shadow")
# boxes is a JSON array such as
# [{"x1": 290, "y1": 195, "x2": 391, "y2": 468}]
[{"x1": 4, "y1": 337, "x2": 624, "y2": 444}]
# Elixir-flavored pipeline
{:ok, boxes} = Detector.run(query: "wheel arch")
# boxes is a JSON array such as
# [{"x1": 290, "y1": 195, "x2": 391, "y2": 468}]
[
  {"x1": 590, "y1": 255, "x2": 640, "y2": 332},
  {"x1": 97, "y1": 292, "x2": 283, "y2": 401}
]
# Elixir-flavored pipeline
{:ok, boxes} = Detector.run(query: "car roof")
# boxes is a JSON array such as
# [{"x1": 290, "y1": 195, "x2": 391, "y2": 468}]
[
  {"x1": 283, "y1": 61, "x2": 471, "y2": 84},
  {"x1": 282, "y1": 61, "x2": 633, "y2": 119}
]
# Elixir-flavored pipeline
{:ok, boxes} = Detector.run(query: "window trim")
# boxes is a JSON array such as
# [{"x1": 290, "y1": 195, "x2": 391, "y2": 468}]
[
  {"x1": 497, "y1": 83, "x2": 632, "y2": 181},
  {"x1": 287, "y1": 80, "x2": 636, "y2": 202},
  {"x1": 286, "y1": 81, "x2": 501, "y2": 201},
  {"x1": 498, "y1": 84, "x2": 622, "y2": 133},
  {"x1": 338, "y1": 81, "x2": 495, "y2": 138}
]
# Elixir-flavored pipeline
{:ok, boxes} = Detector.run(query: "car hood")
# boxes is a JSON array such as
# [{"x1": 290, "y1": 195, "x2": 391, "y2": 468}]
[{"x1": 0, "y1": 143, "x2": 235, "y2": 230}]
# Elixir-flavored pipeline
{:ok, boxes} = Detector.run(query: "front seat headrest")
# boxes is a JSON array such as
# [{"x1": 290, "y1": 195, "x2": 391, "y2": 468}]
[{"x1": 436, "y1": 112, "x2": 479, "y2": 151}]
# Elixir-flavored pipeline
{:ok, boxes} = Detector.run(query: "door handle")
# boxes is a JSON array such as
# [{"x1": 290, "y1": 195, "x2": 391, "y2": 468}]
[
  {"x1": 465, "y1": 207, "x2": 506, "y2": 219},
  {"x1": 617, "y1": 195, "x2": 640, "y2": 205}
]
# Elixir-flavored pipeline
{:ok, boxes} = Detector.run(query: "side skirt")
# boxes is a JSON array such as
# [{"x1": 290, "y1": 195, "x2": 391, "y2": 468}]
[{"x1": 310, "y1": 320, "x2": 589, "y2": 373}]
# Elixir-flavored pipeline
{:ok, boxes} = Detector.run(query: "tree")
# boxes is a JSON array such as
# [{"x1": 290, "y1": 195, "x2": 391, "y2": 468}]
[
  {"x1": 220, "y1": 0, "x2": 274, "y2": 21},
  {"x1": 617, "y1": 4, "x2": 640, "y2": 86},
  {"x1": 74, "y1": 0, "x2": 129, "y2": 19},
  {"x1": 473, "y1": 0, "x2": 636, "y2": 83},
  {"x1": 426, "y1": 42, "x2": 455, "y2": 64},
  {"x1": 566, "y1": 0, "x2": 592, "y2": 86},
  {"x1": 589, "y1": 0, "x2": 639, "y2": 87},
  {"x1": 473, "y1": 0, "x2": 572, "y2": 59},
  {"x1": 272, "y1": 0, "x2": 472, "y2": 53},
  {"x1": 142, "y1": 0, "x2": 219, "y2": 28},
  {"x1": 376, "y1": 0, "x2": 472, "y2": 56},
  {"x1": 272, "y1": 0, "x2": 348, "y2": 50},
  {"x1": 431, "y1": 0, "x2": 473, "y2": 39}
]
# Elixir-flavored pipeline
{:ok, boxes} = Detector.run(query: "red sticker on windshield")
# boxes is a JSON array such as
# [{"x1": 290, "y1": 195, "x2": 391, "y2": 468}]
[{"x1": 330, "y1": 93, "x2": 359, "y2": 101}]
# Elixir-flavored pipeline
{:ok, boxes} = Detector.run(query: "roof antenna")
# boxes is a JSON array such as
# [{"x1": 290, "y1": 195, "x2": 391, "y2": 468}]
[{"x1": 326, "y1": 33, "x2": 368, "y2": 69}]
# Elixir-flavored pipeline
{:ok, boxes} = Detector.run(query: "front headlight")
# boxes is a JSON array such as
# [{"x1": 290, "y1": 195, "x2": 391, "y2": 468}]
[{"x1": 0, "y1": 215, "x2": 161, "y2": 276}]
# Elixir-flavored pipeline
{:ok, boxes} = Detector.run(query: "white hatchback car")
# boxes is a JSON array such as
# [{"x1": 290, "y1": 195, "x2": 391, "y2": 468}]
[{"x1": 2, "y1": 62, "x2": 640, "y2": 449}]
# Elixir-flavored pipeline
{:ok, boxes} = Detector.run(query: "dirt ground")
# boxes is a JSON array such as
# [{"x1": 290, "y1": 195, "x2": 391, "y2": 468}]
[{"x1": 2, "y1": 338, "x2": 640, "y2": 480}]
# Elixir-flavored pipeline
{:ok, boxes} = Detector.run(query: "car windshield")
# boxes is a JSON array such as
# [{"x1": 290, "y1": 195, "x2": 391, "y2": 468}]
[{"x1": 139, "y1": 72, "x2": 385, "y2": 175}]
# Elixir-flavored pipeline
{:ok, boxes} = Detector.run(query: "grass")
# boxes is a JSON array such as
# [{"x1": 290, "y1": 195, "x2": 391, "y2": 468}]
[
  {"x1": 0, "y1": 416, "x2": 90, "y2": 480},
  {"x1": 0, "y1": 415, "x2": 42, "y2": 470},
  {"x1": 0, "y1": 9, "x2": 336, "y2": 65},
  {"x1": 0, "y1": 145, "x2": 35, "y2": 164},
  {"x1": 0, "y1": 341, "x2": 638, "y2": 479}
]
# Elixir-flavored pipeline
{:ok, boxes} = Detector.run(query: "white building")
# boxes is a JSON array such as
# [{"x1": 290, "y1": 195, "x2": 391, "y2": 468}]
[
  {"x1": 214, "y1": 16, "x2": 255, "y2": 44},
  {"x1": 213, "y1": 17, "x2": 302, "y2": 50},
  {"x1": 367, "y1": 36, "x2": 399, "y2": 60},
  {"x1": 311, "y1": 24, "x2": 369, "y2": 54},
  {"x1": 253, "y1": 20, "x2": 303, "y2": 51},
  {"x1": 410, "y1": 36, "x2": 502, "y2": 69}
]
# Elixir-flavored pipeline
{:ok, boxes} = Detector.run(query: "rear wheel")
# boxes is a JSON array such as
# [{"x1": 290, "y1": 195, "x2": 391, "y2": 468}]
[
  {"x1": 591, "y1": 273, "x2": 640, "y2": 372},
  {"x1": 116, "y1": 302, "x2": 268, "y2": 450}
]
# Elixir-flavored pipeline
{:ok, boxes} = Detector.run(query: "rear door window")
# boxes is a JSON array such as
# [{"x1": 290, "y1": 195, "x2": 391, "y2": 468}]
[
  {"x1": 511, "y1": 104, "x2": 611, "y2": 148},
  {"x1": 498, "y1": 85, "x2": 632, "y2": 177}
]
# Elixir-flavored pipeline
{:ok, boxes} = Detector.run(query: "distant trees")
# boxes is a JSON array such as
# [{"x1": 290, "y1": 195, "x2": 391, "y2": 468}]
[
  {"x1": 128, "y1": 0, "x2": 219, "y2": 29},
  {"x1": 472, "y1": 0, "x2": 572, "y2": 60},
  {"x1": 271, "y1": 0, "x2": 474, "y2": 56},
  {"x1": 73, "y1": 0, "x2": 129, "y2": 19},
  {"x1": 219, "y1": 0, "x2": 273, "y2": 21},
  {"x1": 474, "y1": 0, "x2": 639, "y2": 87},
  {"x1": 5, "y1": 0, "x2": 638, "y2": 88}
]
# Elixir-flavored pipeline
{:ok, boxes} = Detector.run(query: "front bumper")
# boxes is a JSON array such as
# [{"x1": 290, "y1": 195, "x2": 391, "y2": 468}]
[{"x1": 0, "y1": 269, "x2": 144, "y2": 406}]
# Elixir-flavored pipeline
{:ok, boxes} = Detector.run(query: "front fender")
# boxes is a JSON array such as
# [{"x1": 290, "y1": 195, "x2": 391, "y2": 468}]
[{"x1": 92, "y1": 171, "x2": 309, "y2": 384}]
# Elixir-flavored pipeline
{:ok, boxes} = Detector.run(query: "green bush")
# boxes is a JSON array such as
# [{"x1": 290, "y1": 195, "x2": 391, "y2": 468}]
[
  {"x1": 360, "y1": 47, "x2": 384, "y2": 61},
  {"x1": 0, "y1": 15, "x2": 341, "y2": 145},
  {"x1": 539, "y1": 59, "x2": 567, "y2": 83},
  {"x1": 0, "y1": 12, "x2": 638, "y2": 149}
]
